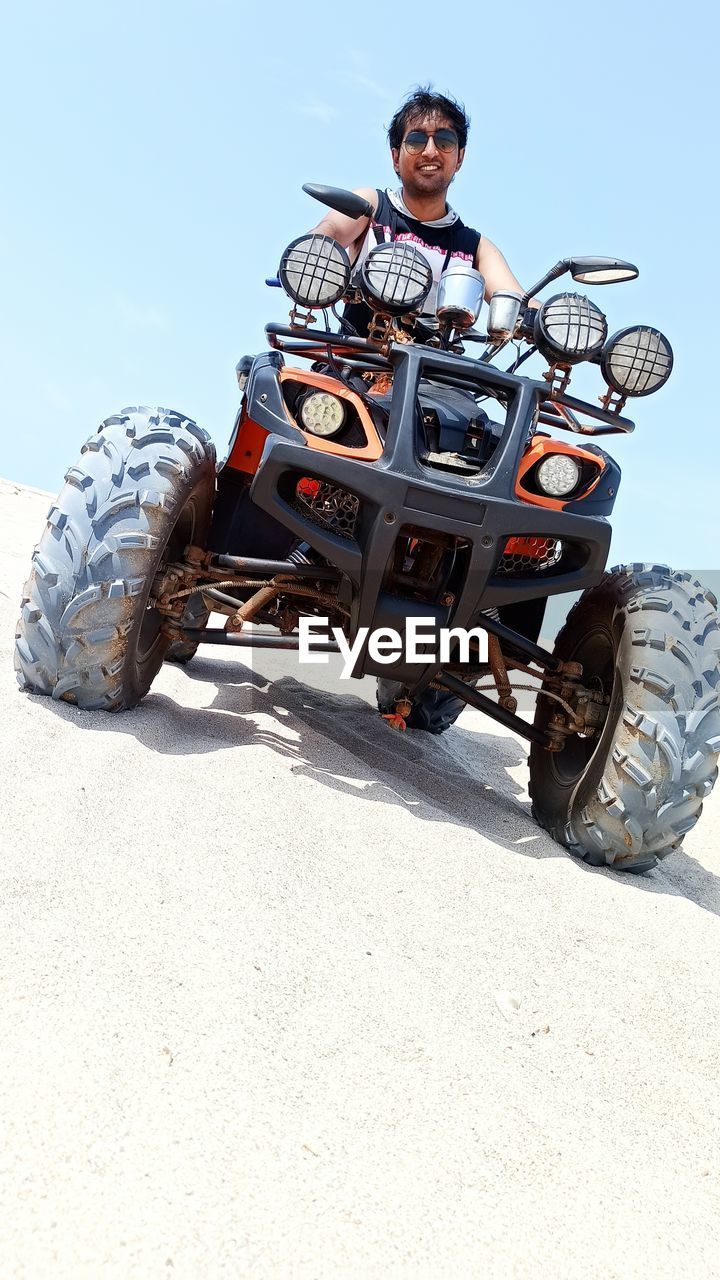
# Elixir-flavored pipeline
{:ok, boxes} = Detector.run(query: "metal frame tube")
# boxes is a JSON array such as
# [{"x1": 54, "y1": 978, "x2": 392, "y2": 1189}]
[
  {"x1": 213, "y1": 554, "x2": 340, "y2": 581},
  {"x1": 436, "y1": 671, "x2": 552, "y2": 747},
  {"x1": 182, "y1": 629, "x2": 341, "y2": 652},
  {"x1": 205, "y1": 588, "x2": 245, "y2": 610},
  {"x1": 476, "y1": 611, "x2": 561, "y2": 671}
]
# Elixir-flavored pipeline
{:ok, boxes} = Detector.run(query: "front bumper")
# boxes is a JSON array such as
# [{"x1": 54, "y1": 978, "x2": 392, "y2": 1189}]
[{"x1": 248, "y1": 343, "x2": 611, "y2": 646}]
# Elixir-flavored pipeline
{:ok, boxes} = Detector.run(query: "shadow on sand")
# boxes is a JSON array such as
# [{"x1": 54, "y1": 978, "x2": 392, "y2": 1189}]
[{"x1": 35, "y1": 649, "x2": 720, "y2": 920}]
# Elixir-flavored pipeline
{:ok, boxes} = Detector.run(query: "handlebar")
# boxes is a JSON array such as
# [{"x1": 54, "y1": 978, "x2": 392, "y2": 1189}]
[{"x1": 517, "y1": 305, "x2": 537, "y2": 341}]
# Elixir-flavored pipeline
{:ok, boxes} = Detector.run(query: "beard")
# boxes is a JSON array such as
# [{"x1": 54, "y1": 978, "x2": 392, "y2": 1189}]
[{"x1": 401, "y1": 167, "x2": 454, "y2": 200}]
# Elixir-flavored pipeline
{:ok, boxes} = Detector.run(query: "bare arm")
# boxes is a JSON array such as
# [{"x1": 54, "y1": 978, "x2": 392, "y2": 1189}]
[
  {"x1": 309, "y1": 186, "x2": 378, "y2": 259},
  {"x1": 475, "y1": 235, "x2": 540, "y2": 307}
]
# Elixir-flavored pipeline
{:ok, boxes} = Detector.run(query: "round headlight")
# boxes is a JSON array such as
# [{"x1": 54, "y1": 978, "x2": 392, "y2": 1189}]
[
  {"x1": 300, "y1": 391, "x2": 346, "y2": 437},
  {"x1": 601, "y1": 326, "x2": 673, "y2": 397},
  {"x1": 536, "y1": 454, "x2": 581, "y2": 497},
  {"x1": 360, "y1": 241, "x2": 433, "y2": 315},
  {"x1": 279, "y1": 234, "x2": 351, "y2": 308},
  {"x1": 534, "y1": 292, "x2": 608, "y2": 365}
]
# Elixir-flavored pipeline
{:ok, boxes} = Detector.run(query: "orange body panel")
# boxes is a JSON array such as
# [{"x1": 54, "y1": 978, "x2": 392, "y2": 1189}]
[
  {"x1": 226, "y1": 410, "x2": 271, "y2": 475},
  {"x1": 226, "y1": 368, "x2": 384, "y2": 475},
  {"x1": 514, "y1": 436, "x2": 604, "y2": 511},
  {"x1": 279, "y1": 368, "x2": 384, "y2": 461}
]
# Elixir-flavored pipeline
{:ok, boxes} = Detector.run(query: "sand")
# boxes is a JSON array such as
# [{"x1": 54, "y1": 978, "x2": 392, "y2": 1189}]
[{"x1": 2, "y1": 475, "x2": 719, "y2": 1278}]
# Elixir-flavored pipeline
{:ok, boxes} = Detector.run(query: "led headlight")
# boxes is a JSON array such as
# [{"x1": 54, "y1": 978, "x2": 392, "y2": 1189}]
[
  {"x1": 360, "y1": 241, "x2": 433, "y2": 315},
  {"x1": 601, "y1": 326, "x2": 673, "y2": 397},
  {"x1": 536, "y1": 454, "x2": 581, "y2": 497},
  {"x1": 300, "y1": 391, "x2": 346, "y2": 437},
  {"x1": 279, "y1": 234, "x2": 351, "y2": 308},
  {"x1": 534, "y1": 292, "x2": 608, "y2": 365}
]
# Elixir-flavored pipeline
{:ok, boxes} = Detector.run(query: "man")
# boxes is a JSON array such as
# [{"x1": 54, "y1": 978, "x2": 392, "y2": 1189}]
[{"x1": 310, "y1": 87, "x2": 528, "y2": 335}]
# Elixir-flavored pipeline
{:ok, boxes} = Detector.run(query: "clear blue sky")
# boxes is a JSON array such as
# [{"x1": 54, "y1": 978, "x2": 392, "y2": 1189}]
[{"x1": 1, "y1": 0, "x2": 718, "y2": 568}]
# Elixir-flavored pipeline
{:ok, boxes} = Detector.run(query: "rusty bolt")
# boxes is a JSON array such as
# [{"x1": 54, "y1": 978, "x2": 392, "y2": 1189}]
[
  {"x1": 442, "y1": 593, "x2": 455, "y2": 606},
  {"x1": 185, "y1": 545, "x2": 207, "y2": 566}
]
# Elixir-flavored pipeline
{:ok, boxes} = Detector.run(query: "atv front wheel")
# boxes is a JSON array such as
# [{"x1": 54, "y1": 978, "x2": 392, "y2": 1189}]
[
  {"x1": 14, "y1": 407, "x2": 216, "y2": 711},
  {"x1": 529, "y1": 565, "x2": 720, "y2": 873}
]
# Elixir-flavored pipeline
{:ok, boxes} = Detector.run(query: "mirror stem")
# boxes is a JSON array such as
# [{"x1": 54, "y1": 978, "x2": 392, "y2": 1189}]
[{"x1": 521, "y1": 259, "x2": 569, "y2": 305}]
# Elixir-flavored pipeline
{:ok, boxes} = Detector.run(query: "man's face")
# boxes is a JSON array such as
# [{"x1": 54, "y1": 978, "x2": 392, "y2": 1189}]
[{"x1": 391, "y1": 112, "x2": 465, "y2": 199}]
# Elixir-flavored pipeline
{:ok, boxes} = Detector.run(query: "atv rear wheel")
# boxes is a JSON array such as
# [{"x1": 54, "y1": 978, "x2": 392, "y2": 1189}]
[
  {"x1": 376, "y1": 678, "x2": 469, "y2": 734},
  {"x1": 14, "y1": 407, "x2": 216, "y2": 711},
  {"x1": 529, "y1": 565, "x2": 720, "y2": 873}
]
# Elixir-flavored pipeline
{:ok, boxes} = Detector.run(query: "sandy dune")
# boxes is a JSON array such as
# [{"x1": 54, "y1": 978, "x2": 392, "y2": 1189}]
[{"x1": 2, "y1": 475, "x2": 720, "y2": 1278}]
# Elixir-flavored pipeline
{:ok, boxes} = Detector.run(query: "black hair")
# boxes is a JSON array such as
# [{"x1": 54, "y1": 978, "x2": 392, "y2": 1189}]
[{"x1": 387, "y1": 86, "x2": 470, "y2": 152}]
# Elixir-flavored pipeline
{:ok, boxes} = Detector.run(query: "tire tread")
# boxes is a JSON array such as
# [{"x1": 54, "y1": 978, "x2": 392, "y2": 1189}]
[
  {"x1": 529, "y1": 565, "x2": 720, "y2": 872},
  {"x1": 14, "y1": 407, "x2": 215, "y2": 710}
]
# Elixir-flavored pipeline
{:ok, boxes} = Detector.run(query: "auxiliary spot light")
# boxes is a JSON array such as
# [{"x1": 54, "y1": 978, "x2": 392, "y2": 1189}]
[
  {"x1": 360, "y1": 241, "x2": 433, "y2": 315},
  {"x1": 279, "y1": 234, "x2": 351, "y2": 309},
  {"x1": 534, "y1": 293, "x2": 608, "y2": 365},
  {"x1": 601, "y1": 326, "x2": 673, "y2": 397}
]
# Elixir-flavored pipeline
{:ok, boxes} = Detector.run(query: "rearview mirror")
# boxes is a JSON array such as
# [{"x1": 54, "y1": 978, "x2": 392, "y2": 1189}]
[
  {"x1": 302, "y1": 183, "x2": 374, "y2": 221},
  {"x1": 569, "y1": 256, "x2": 639, "y2": 285}
]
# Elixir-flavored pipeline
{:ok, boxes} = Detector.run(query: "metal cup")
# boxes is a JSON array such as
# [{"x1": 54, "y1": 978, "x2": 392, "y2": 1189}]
[
  {"x1": 487, "y1": 290, "x2": 523, "y2": 340},
  {"x1": 436, "y1": 260, "x2": 486, "y2": 329}
]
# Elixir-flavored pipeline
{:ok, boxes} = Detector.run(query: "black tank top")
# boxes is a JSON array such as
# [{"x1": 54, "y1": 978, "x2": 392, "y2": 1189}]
[{"x1": 343, "y1": 188, "x2": 482, "y2": 337}]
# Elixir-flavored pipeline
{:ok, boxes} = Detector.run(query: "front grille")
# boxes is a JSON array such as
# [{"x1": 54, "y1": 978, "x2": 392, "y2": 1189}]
[
  {"x1": 292, "y1": 478, "x2": 360, "y2": 540},
  {"x1": 497, "y1": 536, "x2": 562, "y2": 576}
]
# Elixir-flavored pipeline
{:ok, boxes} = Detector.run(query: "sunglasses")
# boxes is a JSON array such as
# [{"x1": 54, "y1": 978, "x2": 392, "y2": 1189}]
[{"x1": 402, "y1": 128, "x2": 459, "y2": 155}]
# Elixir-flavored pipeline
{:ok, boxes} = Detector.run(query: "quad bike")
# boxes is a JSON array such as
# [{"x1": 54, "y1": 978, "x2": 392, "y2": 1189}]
[{"x1": 15, "y1": 184, "x2": 720, "y2": 873}]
